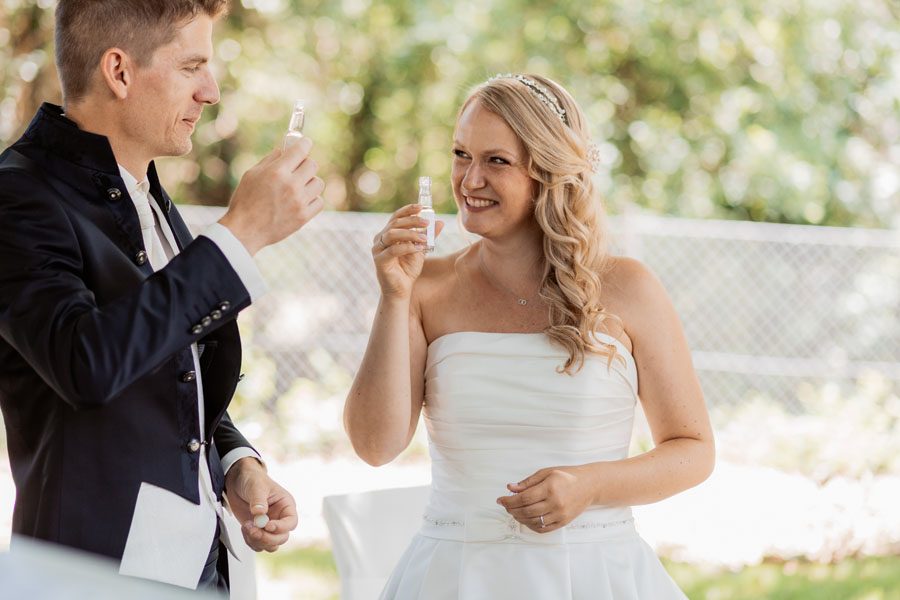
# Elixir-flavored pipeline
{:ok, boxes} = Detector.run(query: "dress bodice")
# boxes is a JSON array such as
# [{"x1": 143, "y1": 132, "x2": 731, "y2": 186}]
[{"x1": 421, "y1": 331, "x2": 639, "y2": 539}]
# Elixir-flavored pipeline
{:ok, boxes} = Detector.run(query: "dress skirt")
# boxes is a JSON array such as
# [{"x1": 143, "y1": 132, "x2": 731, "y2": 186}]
[{"x1": 380, "y1": 519, "x2": 687, "y2": 600}]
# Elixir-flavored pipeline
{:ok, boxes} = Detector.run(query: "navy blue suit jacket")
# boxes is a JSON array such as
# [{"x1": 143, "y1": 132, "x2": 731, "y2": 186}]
[{"x1": 0, "y1": 103, "x2": 255, "y2": 560}]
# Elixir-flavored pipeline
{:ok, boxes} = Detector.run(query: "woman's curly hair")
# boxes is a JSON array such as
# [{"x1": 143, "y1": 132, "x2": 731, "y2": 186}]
[{"x1": 460, "y1": 74, "x2": 620, "y2": 374}]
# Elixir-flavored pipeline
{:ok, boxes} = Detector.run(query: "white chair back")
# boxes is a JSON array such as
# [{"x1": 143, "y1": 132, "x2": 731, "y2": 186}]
[{"x1": 322, "y1": 485, "x2": 430, "y2": 600}]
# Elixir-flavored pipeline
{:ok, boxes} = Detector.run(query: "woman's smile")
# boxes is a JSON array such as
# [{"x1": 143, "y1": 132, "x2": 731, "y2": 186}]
[{"x1": 464, "y1": 195, "x2": 498, "y2": 210}]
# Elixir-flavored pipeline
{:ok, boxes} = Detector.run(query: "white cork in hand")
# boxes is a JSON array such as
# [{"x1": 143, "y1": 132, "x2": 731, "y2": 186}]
[{"x1": 253, "y1": 514, "x2": 270, "y2": 528}]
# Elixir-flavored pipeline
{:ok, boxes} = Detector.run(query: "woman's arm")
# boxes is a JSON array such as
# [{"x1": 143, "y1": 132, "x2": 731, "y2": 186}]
[
  {"x1": 343, "y1": 204, "x2": 441, "y2": 466},
  {"x1": 344, "y1": 296, "x2": 428, "y2": 466},
  {"x1": 500, "y1": 257, "x2": 714, "y2": 531},
  {"x1": 595, "y1": 257, "x2": 715, "y2": 503}
]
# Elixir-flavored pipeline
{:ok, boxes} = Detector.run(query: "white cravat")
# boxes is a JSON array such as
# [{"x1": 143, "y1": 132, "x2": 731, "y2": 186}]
[{"x1": 130, "y1": 179, "x2": 173, "y2": 270}]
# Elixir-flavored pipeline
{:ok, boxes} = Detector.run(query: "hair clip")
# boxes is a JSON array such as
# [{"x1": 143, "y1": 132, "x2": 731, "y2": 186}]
[{"x1": 587, "y1": 143, "x2": 602, "y2": 173}]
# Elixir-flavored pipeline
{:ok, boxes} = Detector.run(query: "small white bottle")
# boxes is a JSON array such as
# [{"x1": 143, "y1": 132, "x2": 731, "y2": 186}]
[
  {"x1": 418, "y1": 176, "x2": 435, "y2": 253},
  {"x1": 282, "y1": 99, "x2": 305, "y2": 151}
]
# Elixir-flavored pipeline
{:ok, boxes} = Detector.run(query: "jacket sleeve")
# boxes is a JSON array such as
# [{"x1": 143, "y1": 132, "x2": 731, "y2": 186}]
[
  {"x1": 0, "y1": 167, "x2": 252, "y2": 409},
  {"x1": 214, "y1": 411, "x2": 257, "y2": 461}
]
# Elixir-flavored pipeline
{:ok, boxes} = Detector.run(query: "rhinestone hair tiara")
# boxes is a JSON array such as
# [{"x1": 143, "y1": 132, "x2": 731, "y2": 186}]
[{"x1": 488, "y1": 73, "x2": 568, "y2": 125}]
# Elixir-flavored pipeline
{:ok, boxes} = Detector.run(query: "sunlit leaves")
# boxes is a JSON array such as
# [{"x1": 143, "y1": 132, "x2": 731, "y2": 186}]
[{"x1": 2, "y1": 0, "x2": 899, "y2": 225}]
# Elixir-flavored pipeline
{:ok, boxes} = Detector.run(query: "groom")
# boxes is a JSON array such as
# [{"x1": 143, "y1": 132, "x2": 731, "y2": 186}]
[{"x1": 0, "y1": 0, "x2": 323, "y2": 592}]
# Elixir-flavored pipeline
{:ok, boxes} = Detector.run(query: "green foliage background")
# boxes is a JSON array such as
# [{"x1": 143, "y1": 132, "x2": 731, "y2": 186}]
[{"x1": 2, "y1": 0, "x2": 900, "y2": 226}]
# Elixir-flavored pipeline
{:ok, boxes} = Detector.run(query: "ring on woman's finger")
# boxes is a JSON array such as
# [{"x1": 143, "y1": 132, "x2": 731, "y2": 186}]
[
  {"x1": 378, "y1": 233, "x2": 387, "y2": 249},
  {"x1": 539, "y1": 514, "x2": 546, "y2": 528}
]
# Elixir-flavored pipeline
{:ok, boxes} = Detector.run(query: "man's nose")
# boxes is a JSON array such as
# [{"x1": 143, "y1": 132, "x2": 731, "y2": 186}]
[{"x1": 196, "y1": 69, "x2": 220, "y2": 105}]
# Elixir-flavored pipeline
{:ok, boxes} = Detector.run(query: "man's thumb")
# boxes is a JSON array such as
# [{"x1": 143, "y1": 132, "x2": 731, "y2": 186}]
[{"x1": 250, "y1": 499, "x2": 268, "y2": 516}]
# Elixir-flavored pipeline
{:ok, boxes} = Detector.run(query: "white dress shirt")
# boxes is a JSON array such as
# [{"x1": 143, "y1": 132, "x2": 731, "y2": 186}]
[{"x1": 115, "y1": 165, "x2": 264, "y2": 590}]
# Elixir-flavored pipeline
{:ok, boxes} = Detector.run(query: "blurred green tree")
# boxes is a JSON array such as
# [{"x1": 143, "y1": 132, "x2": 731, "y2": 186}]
[{"x1": 2, "y1": 0, "x2": 899, "y2": 226}]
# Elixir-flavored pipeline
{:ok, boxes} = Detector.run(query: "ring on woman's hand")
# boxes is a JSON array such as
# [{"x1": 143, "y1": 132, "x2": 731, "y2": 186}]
[
  {"x1": 539, "y1": 514, "x2": 545, "y2": 528},
  {"x1": 378, "y1": 233, "x2": 386, "y2": 249}
]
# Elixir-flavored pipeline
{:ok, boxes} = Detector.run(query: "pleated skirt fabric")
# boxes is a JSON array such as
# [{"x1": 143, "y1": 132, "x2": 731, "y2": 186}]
[{"x1": 380, "y1": 532, "x2": 687, "y2": 600}]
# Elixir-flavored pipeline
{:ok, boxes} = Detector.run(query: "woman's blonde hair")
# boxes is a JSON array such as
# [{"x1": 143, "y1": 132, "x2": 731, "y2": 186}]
[{"x1": 459, "y1": 74, "x2": 618, "y2": 374}]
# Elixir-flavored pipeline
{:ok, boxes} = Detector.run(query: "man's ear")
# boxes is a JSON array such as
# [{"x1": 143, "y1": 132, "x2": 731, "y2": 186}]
[{"x1": 98, "y1": 48, "x2": 134, "y2": 100}]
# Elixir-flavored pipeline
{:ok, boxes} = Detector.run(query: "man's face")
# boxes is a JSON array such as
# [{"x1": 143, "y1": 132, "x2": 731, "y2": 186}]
[{"x1": 125, "y1": 15, "x2": 219, "y2": 163}]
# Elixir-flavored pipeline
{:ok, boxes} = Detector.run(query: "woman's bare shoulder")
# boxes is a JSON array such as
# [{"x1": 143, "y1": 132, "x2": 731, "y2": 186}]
[
  {"x1": 419, "y1": 247, "x2": 469, "y2": 281},
  {"x1": 601, "y1": 256, "x2": 672, "y2": 320},
  {"x1": 412, "y1": 246, "x2": 470, "y2": 300}
]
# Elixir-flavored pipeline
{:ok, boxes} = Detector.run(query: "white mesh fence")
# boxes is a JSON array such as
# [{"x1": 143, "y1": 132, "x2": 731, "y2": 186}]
[{"x1": 182, "y1": 207, "x2": 900, "y2": 414}]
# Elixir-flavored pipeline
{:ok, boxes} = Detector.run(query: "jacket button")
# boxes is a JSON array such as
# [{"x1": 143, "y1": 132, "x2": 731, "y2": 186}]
[
  {"x1": 191, "y1": 324, "x2": 203, "y2": 335},
  {"x1": 201, "y1": 316, "x2": 212, "y2": 327},
  {"x1": 181, "y1": 370, "x2": 196, "y2": 383},
  {"x1": 134, "y1": 250, "x2": 148, "y2": 266},
  {"x1": 187, "y1": 439, "x2": 201, "y2": 453},
  {"x1": 218, "y1": 301, "x2": 231, "y2": 312},
  {"x1": 107, "y1": 187, "x2": 122, "y2": 201},
  {"x1": 210, "y1": 309, "x2": 222, "y2": 320}
]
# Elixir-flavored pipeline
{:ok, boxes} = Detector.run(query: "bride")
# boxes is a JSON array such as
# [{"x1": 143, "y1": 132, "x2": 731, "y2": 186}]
[{"x1": 343, "y1": 73, "x2": 714, "y2": 599}]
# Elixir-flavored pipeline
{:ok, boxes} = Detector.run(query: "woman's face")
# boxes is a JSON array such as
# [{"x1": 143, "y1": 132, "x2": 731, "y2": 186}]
[{"x1": 451, "y1": 100, "x2": 537, "y2": 239}]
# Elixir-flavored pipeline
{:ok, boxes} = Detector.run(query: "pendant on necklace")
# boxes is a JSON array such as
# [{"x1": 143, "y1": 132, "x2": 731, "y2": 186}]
[{"x1": 477, "y1": 249, "x2": 533, "y2": 308}]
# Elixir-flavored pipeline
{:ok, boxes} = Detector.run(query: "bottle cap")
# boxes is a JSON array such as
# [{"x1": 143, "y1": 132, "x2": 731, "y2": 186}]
[
  {"x1": 287, "y1": 100, "x2": 305, "y2": 134},
  {"x1": 418, "y1": 176, "x2": 432, "y2": 206}
]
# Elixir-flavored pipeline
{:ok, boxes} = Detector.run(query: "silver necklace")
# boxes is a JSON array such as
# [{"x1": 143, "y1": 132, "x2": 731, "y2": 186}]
[{"x1": 478, "y1": 249, "x2": 535, "y2": 306}]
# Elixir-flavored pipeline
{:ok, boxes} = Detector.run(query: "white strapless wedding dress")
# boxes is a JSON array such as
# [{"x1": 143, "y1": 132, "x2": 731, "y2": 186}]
[{"x1": 380, "y1": 331, "x2": 687, "y2": 600}]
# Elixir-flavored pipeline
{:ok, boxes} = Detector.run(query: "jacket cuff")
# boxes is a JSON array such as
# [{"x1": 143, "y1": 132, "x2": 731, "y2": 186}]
[
  {"x1": 201, "y1": 223, "x2": 268, "y2": 302},
  {"x1": 221, "y1": 447, "x2": 266, "y2": 476}
]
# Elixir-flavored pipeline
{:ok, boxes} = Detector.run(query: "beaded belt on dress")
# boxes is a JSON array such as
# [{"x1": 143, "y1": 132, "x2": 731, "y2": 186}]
[{"x1": 419, "y1": 508, "x2": 636, "y2": 545}]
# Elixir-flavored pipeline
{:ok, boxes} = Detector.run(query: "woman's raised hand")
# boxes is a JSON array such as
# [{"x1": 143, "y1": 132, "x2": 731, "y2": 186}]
[{"x1": 372, "y1": 204, "x2": 444, "y2": 299}]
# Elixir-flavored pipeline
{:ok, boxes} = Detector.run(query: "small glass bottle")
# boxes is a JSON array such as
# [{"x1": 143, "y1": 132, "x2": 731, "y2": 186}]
[
  {"x1": 282, "y1": 99, "x2": 305, "y2": 151},
  {"x1": 418, "y1": 176, "x2": 435, "y2": 253}
]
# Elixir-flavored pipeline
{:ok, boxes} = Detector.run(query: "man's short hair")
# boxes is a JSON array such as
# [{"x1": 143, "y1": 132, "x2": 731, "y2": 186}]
[{"x1": 55, "y1": 0, "x2": 228, "y2": 103}]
